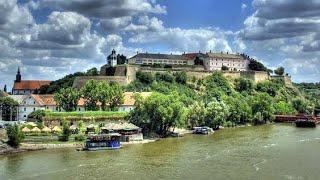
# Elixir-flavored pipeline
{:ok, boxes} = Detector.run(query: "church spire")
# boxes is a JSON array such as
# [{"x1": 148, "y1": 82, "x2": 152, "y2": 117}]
[{"x1": 15, "y1": 67, "x2": 21, "y2": 83}]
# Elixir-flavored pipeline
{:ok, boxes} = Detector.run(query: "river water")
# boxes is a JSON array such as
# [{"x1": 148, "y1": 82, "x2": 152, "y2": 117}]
[{"x1": 1, "y1": 124, "x2": 320, "y2": 180}]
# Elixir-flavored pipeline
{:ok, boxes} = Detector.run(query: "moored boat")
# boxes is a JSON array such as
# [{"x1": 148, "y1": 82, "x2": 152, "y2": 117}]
[
  {"x1": 84, "y1": 133, "x2": 121, "y2": 151},
  {"x1": 193, "y1": 127, "x2": 214, "y2": 135}
]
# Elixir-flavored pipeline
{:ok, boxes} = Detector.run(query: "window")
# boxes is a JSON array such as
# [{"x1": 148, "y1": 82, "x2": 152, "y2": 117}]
[
  {"x1": 24, "y1": 115, "x2": 26, "y2": 118},
  {"x1": 24, "y1": 108, "x2": 26, "y2": 111},
  {"x1": 33, "y1": 108, "x2": 36, "y2": 111}
]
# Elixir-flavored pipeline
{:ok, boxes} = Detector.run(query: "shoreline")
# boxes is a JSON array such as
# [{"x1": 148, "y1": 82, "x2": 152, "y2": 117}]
[{"x1": 0, "y1": 138, "x2": 159, "y2": 155}]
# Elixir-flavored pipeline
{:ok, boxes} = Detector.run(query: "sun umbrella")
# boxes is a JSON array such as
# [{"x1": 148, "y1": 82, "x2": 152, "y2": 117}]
[
  {"x1": 22, "y1": 127, "x2": 30, "y2": 133},
  {"x1": 41, "y1": 126, "x2": 51, "y2": 132},
  {"x1": 31, "y1": 127, "x2": 41, "y2": 133},
  {"x1": 52, "y1": 126, "x2": 62, "y2": 132},
  {"x1": 26, "y1": 122, "x2": 37, "y2": 127}
]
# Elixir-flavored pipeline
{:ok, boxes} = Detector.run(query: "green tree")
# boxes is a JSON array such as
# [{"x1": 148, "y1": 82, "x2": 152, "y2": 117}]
[
  {"x1": 221, "y1": 65, "x2": 229, "y2": 71},
  {"x1": 97, "y1": 81, "x2": 111, "y2": 111},
  {"x1": 273, "y1": 101, "x2": 296, "y2": 115},
  {"x1": 223, "y1": 95, "x2": 252, "y2": 125},
  {"x1": 248, "y1": 59, "x2": 268, "y2": 71},
  {"x1": 292, "y1": 98, "x2": 314, "y2": 115},
  {"x1": 130, "y1": 93, "x2": 187, "y2": 136},
  {"x1": 86, "y1": 68, "x2": 99, "y2": 76},
  {"x1": 136, "y1": 71, "x2": 154, "y2": 84},
  {"x1": 81, "y1": 80, "x2": 100, "y2": 111},
  {"x1": 59, "y1": 121, "x2": 71, "y2": 142},
  {"x1": 274, "y1": 67, "x2": 285, "y2": 76},
  {"x1": 251, "y1": 93, "x2": 275, "y2": 123},
  {"x1": 0, "y1": 97, "x2": 19, "y2": 121},
  {"x1": 174, "y1": 71, "x2": 187, "y2": 84},
  {"x1": 187, "y1": 101, "x2": 206, "y2": 128},
  {"x1": 6, "y1": 124, "x2": 25, "y2": 147},
  {"x1": 109, "y1": 83, "x2": 124, "y2": 111},
  {"x1": 205, "y1": 100, "x2": 229, "y2": 129},
  {"x1": 54, "y1": 87, "x2": 80, "y2": 112},
  {"x1": 235, "y1": 78, "x2": 254, "y2": 93}
]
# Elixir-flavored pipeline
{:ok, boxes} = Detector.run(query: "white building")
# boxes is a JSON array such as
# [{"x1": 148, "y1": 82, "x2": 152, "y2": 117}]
[
  {"x1": 8, "y1": 94, "x2": 85, "y2": 121},
  {"x1": 118, "y1": 92, "x2": 152, "y2": 112},
  {"x1": 8, "y1": 92, "x2": 152, "y2": 121},
  {"x1": 128, "y1": 53, "x2": 194, "y2": 66},
  {"x1": 204, "y1": 52, "x2": 249, "y2": 71}
]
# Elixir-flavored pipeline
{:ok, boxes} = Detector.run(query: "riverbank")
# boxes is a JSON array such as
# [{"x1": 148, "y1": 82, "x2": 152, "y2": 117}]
[{"x1": 0, "y1": 138, "x2": 159, "y2": 155}]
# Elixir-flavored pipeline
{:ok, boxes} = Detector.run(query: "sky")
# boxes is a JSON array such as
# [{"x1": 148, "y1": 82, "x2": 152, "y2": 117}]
[{"x1": 0, "y1": 0, "x2": 320, "y2": 91}]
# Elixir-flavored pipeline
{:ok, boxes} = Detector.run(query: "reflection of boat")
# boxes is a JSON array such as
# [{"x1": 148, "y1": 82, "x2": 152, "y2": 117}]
[
  {"x1": 84, "y1": 133, "x2": 121, "y2": 151},
  {"x1": 193, "y1": 127, "x2": 214, "y2": 135}
]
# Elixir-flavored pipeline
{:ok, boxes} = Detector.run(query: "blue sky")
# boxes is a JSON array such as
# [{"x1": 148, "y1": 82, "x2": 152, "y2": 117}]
[{"x1": 1, "y1": 0, "x2": 320, "y2": 91}]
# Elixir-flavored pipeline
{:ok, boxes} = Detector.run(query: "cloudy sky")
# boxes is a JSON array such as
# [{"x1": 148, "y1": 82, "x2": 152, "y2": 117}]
[{"x1": 1, "y1": 0, "x2": 319, "y2": 90}]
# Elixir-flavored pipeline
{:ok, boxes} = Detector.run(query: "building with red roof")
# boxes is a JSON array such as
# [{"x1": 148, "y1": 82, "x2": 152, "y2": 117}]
[{"x1": 11, "y1": 68, "x2": 51, "y2": 95}]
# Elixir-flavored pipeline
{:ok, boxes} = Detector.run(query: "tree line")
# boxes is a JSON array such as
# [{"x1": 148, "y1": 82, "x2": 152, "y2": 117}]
[
  {"x1": 127, "y1": 71, "x2": 316, "y2": 136},
  {"x1": 54, "y1": 80, "x2": 124, "y2": 112}
]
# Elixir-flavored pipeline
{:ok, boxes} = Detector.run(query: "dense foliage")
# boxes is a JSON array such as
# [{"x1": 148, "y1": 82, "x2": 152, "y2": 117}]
[
  {"x1": 54, "y1": 80, "x2": 124, "y2": 111},
  {"x1": 6, "y1": 124, "x2": 25, "y2": 147},
  {"x1": 0, "y1": 97, "x2": 19, "y2": 121},
  {"x1": 54, "y1": 87, "x2": 81, "y2": 112},
  {"x1": 127, "y1": 71, "x2": 316, "y2": 135},
  {"x1": 39, "y1": 68, "x2": 100, "y2": 94}
]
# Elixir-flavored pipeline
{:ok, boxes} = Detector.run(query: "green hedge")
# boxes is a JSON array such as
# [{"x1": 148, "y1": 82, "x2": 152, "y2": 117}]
[{"x1": 44, "y1": 111, "x2": 128, "y2": 121}]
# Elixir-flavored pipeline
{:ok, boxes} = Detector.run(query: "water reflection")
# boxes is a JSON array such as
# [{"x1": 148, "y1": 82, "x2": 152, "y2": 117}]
[{"x1": 1, "y1": 125, "x2": 320, "y2": 180}]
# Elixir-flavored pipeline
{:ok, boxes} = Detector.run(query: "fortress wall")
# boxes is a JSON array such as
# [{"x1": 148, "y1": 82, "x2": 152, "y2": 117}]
[{"x1": 73, "y1": 76, "x2": 129, "y2": 88}]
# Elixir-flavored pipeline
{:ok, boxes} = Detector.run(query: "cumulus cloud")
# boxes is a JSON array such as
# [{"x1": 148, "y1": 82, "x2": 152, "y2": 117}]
[
  {"x1": 128, "y1": 26, "x2": 233, "y2": 53},
  {"x1": 241, "y1": 3, "x2": 247, "y2": 11},
  {"x1": 240, "y1": 0, "x2": 320, "y2": 52},
  {"x1": 37, "y1": 0, "x2": 166, "y2": 18},
  {"x1": 35, "y1": 0, "x2": 166, "y2": 33}
]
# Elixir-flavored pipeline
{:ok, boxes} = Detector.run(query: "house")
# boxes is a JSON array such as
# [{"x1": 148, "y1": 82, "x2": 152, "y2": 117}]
[
  {"x1": 8, "y1": 92, "x2": 151, "y2": 121},
  {"x1": 12, "y1": 67, "x2": 51, "y2": 95},
  {"x1": 204, "y1": 52, "x2": 249, "y2": 71},
  {"x1": 118, "y1": 92, "x2": 152, "y2": 112},
  {"x1": 7, "y1": 94, "x2": 85, "y2": 121},
  {"x1": 128, "y1": 53, "x2": 194, "y2": 66}
]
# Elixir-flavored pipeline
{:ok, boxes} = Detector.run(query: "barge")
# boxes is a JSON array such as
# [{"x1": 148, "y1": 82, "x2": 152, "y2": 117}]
[
  {"x1": 84, "y1": 133, "x2": 121, "y2": 151},
  {"x1": 295, "y1": 119, "x2": 318, "y2": 128}
]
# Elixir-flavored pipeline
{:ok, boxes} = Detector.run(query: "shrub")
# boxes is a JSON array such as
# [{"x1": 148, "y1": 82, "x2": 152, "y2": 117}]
[
  {"x1": 58, "y1": 121, "x2": 71, "y2": 142},
  {"x1": 6, "y1": 124, "x2": 25, "y2": 147},
  {"x1": 74, "y1": 134, "x2": 86, "y2": 141},
  {"x1": 221, "y1": 65, "x2": 229, "y2": 71},
  {"x1": 28, "y1": 110, "x2": 46, "y2": 121}
]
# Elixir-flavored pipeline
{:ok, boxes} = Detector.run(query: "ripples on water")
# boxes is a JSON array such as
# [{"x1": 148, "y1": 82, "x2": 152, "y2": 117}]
[{"x1": 1, "y1": 124, "x2": 320, "y2": 180}]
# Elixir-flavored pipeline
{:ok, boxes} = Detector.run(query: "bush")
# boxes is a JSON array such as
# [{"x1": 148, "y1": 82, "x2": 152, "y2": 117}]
[
  {"x1": 59, "y1": 121, "x2": 71, "y2": 142},
  {"x1": 6, "y1": 124, "x2": 25, "y2": 147},
  {"x1": 74, "y1": 134, "x2": 86, "y2": 141},
  {"x1": 28, "y1": 110, "x2": 46, "y2": 121},
  {"x1": 221, "y1": 65, "x2": 229, "y2": 71}
]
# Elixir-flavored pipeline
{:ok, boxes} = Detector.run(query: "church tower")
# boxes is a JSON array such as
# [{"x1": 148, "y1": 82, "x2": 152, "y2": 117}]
[
  {"x1": 108, "y1": 49, "x2": 117, "y2": 67},
  {"x1": 15, "y1": 67, "x2": 21, "y2": 83}
]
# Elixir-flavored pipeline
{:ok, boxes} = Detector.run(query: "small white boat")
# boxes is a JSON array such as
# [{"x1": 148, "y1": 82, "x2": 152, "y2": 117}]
[{"x1": 193, "y1": 127, "x2": 214, "y2": 135}]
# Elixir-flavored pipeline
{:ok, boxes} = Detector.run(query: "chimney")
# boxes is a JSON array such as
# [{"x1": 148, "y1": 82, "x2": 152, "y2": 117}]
[
  {"x1": 221, "y1": 51, "x2": 223, "y2": 54},
  {"x1": 210, "y1": 50, "x2": 212, "y2": 53},
  {"x1": 3, "y1": 85, "x2": 7, "y2": 92},
  {"x1": 137, "y1": 51, "x2": 139, "y2": 54}
]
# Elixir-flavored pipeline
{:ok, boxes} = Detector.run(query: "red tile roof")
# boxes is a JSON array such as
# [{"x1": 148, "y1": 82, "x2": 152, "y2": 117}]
[
  {"x1": 13, "y1": 80, "x2": 51, "y2": 90},
  {"x1": 31, "y1": 94, "x2": 85, "y2": 106},
  {"x1": 183, "y1": 53, "x2": 198, "y2": 60}
]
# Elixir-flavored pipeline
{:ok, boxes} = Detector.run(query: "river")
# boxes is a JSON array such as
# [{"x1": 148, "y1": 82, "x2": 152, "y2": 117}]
[{"x1": 1, "y1": 124, "x2": 320, "y2": 180}]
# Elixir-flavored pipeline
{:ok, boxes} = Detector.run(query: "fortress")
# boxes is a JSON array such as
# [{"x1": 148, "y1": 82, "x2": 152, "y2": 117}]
[{"x1": 73, "y1": 50, "x2": 292, "y2": 88}]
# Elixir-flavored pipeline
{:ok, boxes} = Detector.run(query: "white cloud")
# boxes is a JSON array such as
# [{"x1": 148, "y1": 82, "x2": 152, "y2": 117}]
[{"x1": 241, "y1": 3, "x2": 247, "y2": 11}]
